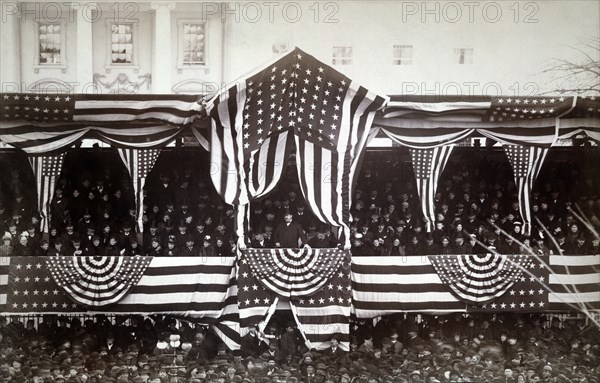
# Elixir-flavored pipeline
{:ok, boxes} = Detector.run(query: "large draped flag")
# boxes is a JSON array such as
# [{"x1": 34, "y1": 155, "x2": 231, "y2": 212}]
[
  {"x1": 503, "y1": 144, "x2": 549, "y2": 236},
  {"x1": 0, "y1": 93, "x2": 203, "y2": 153},
  {"x1": 351, "y1": 254, "x2": 600, "y2": 317},
  {"x1": 408, "y1": 145, "x2": 454, "y2": 232},
  {"x1": 207, "y1": 48, "x2": 387, "y2": 248},
  {"x1": 1, "y1": 254, "x2": 599, "y2": 327},
  {"x1": 118, "y1": 148, "x2": 161, "y2": 233},
  {"x1": 28, "y1": 153, "x2": 66, "y2": 233},
  {"x1": 238, "y1": 248, "x2": 351, "y2": 350},
  {"x1": 376, "y1": 95, "x2": 574, "y2": 148},
  {"x1": 2, "y1": 256, "x2": 237, "y2": 315}
]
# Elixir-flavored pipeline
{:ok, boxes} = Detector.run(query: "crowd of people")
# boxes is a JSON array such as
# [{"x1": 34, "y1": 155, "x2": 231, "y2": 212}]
[
  {"x1": 1, "y1": 312, "x2": 599, "y2": 383},
  {"x1": 1, "y1": 149, "x2": 600, "y2": 257}
]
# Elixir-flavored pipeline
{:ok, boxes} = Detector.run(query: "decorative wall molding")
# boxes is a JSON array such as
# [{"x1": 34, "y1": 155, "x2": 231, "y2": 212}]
[
  {"x1": 171, "y1": 79, "x2": 216, "y2": 95},
  {"x1": 26, "y1": 78, "x2": 74, "y2": 93},
  {"x1": 93, "y1": 72, "x2": 152, "y2": 93}
]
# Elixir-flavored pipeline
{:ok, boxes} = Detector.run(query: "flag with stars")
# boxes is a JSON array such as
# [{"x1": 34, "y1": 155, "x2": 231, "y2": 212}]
[
  {"x1": 503, "y1": 144, "x2": 548, "y2": 235},
  {"x1": 429, "y1": 254, "x2": 535, "y2": 305},
  {"x1": 468, "y1": 255, "x2": 550, "y2": 312},
  {"x1": 486, "y1": 96, "x2": 575, "y2": 122},
  {"x1": 4, "y1": 257, "x2": 88, "y2": 313},
  {"x1": 242, "y1": 248, "x2": 348, "y2": 298},
  {"x1": 559, "y1": 95, "x2": 600, "y2": 143},
  {"x1": 291, "y1": 49, "x2": 388, "y2": 249},
  {"x1": 237, "y1": 256, "x2": 277, "y2": 327},
  {"x1": 46, "y1": 256, "x2": 152, "y2": 307},
  {"x1": 408, "y1": 145, "x2": 454, "y2": 232},
  {"x1": 290, "y1": 259, "x2": 352, "y2": 351},
  {"x1": 28, "y1": 153, "x2": 66, "y2": 233},
  {"x1": 207, "y1": 50, "x2": 298, "y2": 206},
  {"x1": 1, "y1": 256, "x2": 237, "y2": 314},
  {"x1": 0, "y1": 93, "x2": 203, "y2": 153},
  {"x1": 118, "y1": 148, "x2": 161, "y2": 232},
  {"x1": 207, "y1": 48, "x2": 387, "y2": 248}
]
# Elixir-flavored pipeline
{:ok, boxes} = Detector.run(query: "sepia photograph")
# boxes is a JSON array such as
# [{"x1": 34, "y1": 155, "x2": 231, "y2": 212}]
[{"x1": 0, "y1": 1, "x2": 599, "y2": 382}]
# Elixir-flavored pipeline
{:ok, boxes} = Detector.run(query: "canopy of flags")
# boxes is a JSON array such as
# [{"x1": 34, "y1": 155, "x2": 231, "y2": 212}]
[{"x1": 206, "y1": 48, "x2": 388, "y2": 248}]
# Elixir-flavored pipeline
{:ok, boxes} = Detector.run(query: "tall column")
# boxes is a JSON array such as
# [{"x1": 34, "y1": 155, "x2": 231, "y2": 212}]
[
  {"x1": 73, "y1": 3, "x2": 95, "y2": 92},
  {"x1": 1, "y1": 2, "x2": 22, "y2": 92},
  {"x1": 151, "y1": 2, "x2": 174, "y2": 93}
]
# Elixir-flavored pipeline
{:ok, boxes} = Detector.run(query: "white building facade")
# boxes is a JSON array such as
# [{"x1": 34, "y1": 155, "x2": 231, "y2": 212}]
[{"x1": 1, "y1": 1, "x2": 598, "y2": 97}]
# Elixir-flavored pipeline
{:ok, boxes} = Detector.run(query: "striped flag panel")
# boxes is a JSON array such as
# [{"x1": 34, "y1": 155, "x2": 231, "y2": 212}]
[
  {"x1": 351, "y1": 255, "x2": 469, "y2": 317},
  {"x1": 503, "y1": 145, "x2": 549, "y2": 235},
  {"x1": 242, "y1": 248, "x2": 348, "y2": 299},
  {"x1": 409, "y1": 145, "x2": 454, "y2": 232},
  {"x1": 429, "y1": 254, "x2": 536, "y2": 304},
  {"x1": 28, "y1": 153, "x2": 66, "y2": 233},
  {"x1": 3, "y1": 256, "x2": 237, "y2": 316},
  {"x1": 290, "y1": 260, "x2": 352, "y2": 350},
  {"x1": 46, "y1": 256, "x2": 152, "y2": 307},
  {"x1": 118, "y1": 148, "x2": 161, "y2": 232}
]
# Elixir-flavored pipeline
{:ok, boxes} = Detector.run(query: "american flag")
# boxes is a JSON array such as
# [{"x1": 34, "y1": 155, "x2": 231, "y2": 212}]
[
  {"x1": 558, "y1": 95, "x2": 600, "y2": 143},
  {"x1": 351, "y1": 254, "x2": 600, "y2": 317},
  {"x1": 290, "y1": 259, "x2": 351, "y2": 351},
  {"x1": 291, "y1": 50, "x2": 387, "y2": 249},
  {"x1": 468, "y1": 255, "x2": 549, "y2": 312},
  {"x1": 243, "y1": 248, "x2": 348, "y2": 298},
  {"x1": 46, "y1": 256, "x2": 152, "y2": 307},
  {"x1": 28, "y1": 153, "x2": 66, "y2": 233},
  {"x1": 408, "y1": 146, "x2": 454, "y2": 232},
  {"x1": 428, "y1": 254, "x2": 535, "y2": 305},
  {"x1": 207, "y1": 51, "x2": 298, "y2": 206},
  {"x1": 485, "y1": 96, "x2": 575, "y2": 122},
  {"x1": 375, "y1": 95, "x2": 577, "y2": 148},
  {"x1": 237, "y1": 248, "x2": 352, "y2": 351},
  {"x1": 352, "y1": 255, "x2": 469, "y2": 318},
  {"x1": 503, "y1": 145, "x2": 548, "y2": 235},
  {"x1": 2, "y1": 256, "x2": 237, "y2": 314},
  {"x1": 237, "y1": 256, "x2": 277, "y2": 327},
  {"x1": 118, "y1": 148, "x2": 161, "y2": 232},
  {"x1": 207, "y1": 48, "x2": 387, "y2": 247},
  {"x1": 0, "y1": 93, "x2": 203, "y2": 153}
]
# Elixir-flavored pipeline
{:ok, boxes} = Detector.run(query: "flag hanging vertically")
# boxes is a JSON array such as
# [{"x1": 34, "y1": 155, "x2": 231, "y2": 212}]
[
  {"x1": 292, "y1": 52, "x2": 387, "y2": 249},
  {"x1": 28, "y1": 153, "x2": 66, "y2": 233},
  {"x1": 408, "y1": 145, "x2": 454, "y2": 232},
  {"x1": 207, "y1": 51, "x2": 297, "y2": 206},
  {"x1": 503, "y1": 144, "x2": 548, "y2": 236},
  {"x1": 290, "y1": 258, "x2": 352, "y2": 351},
  {"x1": 207, "y1": 48, "x2": 387, "y2": 248},
  {"x1": 238, "y1": 248, "x2": 352, "y2": 351},
  {"x1": 118, "y1": 148, "x2": 161, "y2": 233}
]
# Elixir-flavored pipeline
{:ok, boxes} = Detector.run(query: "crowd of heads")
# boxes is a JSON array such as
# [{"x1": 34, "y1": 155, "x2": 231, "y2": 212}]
[
  {"x1": 343, "y1": 151, "x2": 600, "y2": 256},
  {"x1": 1, "y1": 312, "x2": 599, "y2": 383},
  {"x1": 1, "y1": 149, "x2": 600, "y2": 256}
]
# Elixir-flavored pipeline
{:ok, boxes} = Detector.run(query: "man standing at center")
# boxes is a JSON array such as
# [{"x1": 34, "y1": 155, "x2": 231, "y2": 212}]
[{"x1": 274, "y1": 213, "x2": 307, "y2": 248}]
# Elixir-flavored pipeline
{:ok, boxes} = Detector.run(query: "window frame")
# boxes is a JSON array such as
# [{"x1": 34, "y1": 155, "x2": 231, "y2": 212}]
[
  {"x1": 454, "y1": 47, "x2": 474, "y2": 65},
  {"x1": 392, "y1": 44, "x2": 413, "y2": 66},
  {"x1": 332, "y1": 46, "x2": 353, "y2": 66},
  {"x1": 176, "y1": 19, "x2": 209, "y2": 71},
  {"x1": 105, "y1": 20, "x2": 140, "y2": 72},
  {"x1": 34, "y1": 20, "x2": 68, "y2": 72}
]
